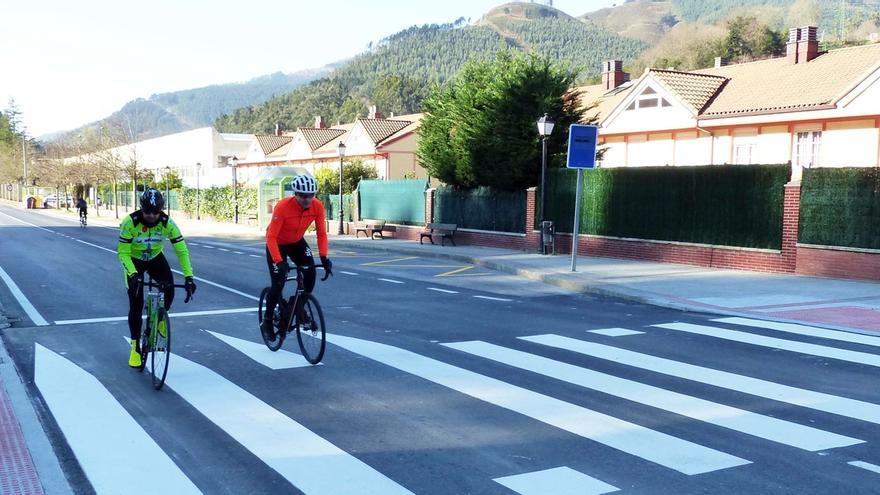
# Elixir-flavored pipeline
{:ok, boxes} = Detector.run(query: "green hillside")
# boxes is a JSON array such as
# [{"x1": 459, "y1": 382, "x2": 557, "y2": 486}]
[{"x1": 216, "y1": 5, "x2": 647, "y2": 134}]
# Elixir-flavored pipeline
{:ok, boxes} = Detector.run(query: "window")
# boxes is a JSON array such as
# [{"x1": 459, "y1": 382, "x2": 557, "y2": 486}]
[
  {"x1": 624, "y1": 87, "x2": 672, "y2": 111},
  {"x1": 794, "y1": 131, "x2": 821, "y2": 168},
  {"x1": 734, "y1": 143, "x2": 758, "y2": 164}
]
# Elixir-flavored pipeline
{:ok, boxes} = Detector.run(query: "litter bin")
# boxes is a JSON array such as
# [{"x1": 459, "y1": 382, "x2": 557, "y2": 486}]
[
  {"x1": 541, "y1": 220, "x2": 555, "y2": 255},
  {"x1": 26, "y1": 197, "x2": 35, "y2": 209}
]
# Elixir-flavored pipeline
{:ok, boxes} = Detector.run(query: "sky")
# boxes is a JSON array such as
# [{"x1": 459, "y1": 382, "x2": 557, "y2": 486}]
[{"x1": 1, "y1": 0, "x2": 616, "y2": 138}]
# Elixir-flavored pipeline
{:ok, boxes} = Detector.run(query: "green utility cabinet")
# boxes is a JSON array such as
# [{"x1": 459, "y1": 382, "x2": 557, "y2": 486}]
[{"x1": 256, "y1": 167, "x2": 310, "y2": 230}]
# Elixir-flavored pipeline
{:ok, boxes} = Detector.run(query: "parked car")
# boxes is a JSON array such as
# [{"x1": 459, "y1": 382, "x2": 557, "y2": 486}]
[{"x1": 43, "y1": 194, "x2": 72, "y2": 208}]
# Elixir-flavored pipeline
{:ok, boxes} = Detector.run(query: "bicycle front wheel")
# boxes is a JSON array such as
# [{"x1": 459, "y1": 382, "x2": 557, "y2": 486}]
[
  {"x1": 296, "y1": 293, "x2": 326, "y2": 364},
  {"x1": 151, "y1": 308, "x2": 171, "y2": 390}
]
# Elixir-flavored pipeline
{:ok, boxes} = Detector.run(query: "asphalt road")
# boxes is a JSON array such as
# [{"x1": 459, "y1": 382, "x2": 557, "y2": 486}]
[{"x1": 2, "y1": 203, "x2": 880, "y2": 494}]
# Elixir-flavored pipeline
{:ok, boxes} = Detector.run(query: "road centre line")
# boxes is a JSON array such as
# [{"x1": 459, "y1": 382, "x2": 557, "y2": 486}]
[
  {"x1": 249, "y1": 254, "x2": 262, "y2": 258},
  {"x1": 218, "y1": 248, "x2": 230, "y2": 252},
  {"x1": 0, "y1": 265, "x2": 49, "y2": 326},
  {"x1": 427, "y1": 288, "x2": 459, "y2": 294},
  {"x1": 378, "y1": 278, "x2": 405, "y2": 284},
  {"x1": 474, "y1": 295, "x2": 513, "y2": 302},
  {"x1": 329, "y1": 334, "x2": 748, "y2": 474},
  {"x1": 234, "y1": 251, "x2": 245, "y2": 255},
  {"x1": 361, "y1": 256, "x2": 418, "y2": 266},
  {"x1": 445, "y1": 340, "x2": 861, "y2": 451},
  {"x1": 655, "y1": 322, "x2": 880, "y2": 368},
  {"x1": 340, "y1": 271, "x2": 359, "y2": 276},
  {"x1": 55, "y1": 307, "x2": 256, "y2": 326}
]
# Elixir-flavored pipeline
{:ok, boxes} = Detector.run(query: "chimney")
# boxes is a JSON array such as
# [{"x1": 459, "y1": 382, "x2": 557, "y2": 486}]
[
  {"x1": 601, "y1": 60, "x2": 628, "y2": 91},
  {"x1": 787, "y1": 26, "x2": 819, "y2": 64},
  {"x1": 367, "y1": 105, "x2": 382, "y2": 119},
  {"x1": 274, "y1": 123, "x2": 282, "y2": 136},
  {"x1": 714, "y1": 57, "x2": 728, "y2": 68},
  {"x1": 314, "y1": 116, "x2": 325, "y2": 129}
]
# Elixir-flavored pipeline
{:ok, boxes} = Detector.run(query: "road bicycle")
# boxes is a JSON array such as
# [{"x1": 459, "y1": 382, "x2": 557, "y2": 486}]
[
  {"x1": 79, "y1": 213, "x2": 87, "y2": 228},
  {"x1": 136, "y1": 275, "x2": 191, "y2": 390},
  {"x1": 258, "y1": 262, "x2": 331, "y2": 364}
]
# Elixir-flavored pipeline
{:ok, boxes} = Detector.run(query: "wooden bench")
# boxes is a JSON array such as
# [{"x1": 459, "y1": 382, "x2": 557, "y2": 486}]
[
  {"x1": 420, "y1": 223, "x2": 457, "y2": 246},
  {"x1": 355, "y1": 219, "x2": 397, "y2": 239},
  {"x1": 244, "y1": 209, "x2": 258, "y2": 226}
]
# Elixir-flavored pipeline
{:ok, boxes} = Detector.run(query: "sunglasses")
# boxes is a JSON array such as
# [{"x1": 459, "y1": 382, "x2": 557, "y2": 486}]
[{"x1": 295, "y1": 193, "x2": 315, "y2": 199}]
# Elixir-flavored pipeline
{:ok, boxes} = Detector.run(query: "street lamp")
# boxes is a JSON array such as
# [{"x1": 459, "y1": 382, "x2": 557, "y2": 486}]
[
  {"x1": 337, "y1": 141, "x2": 346, "y2": 235},
  {"x1": 195, "y1": 162, "x2": 202, "y2": 220},
  {"x1": 230, "y1": 156, "x2": 239, "y2": 224},
  {"x1": 536, "y1": 113, "x2": 555, "y2": 254},
  {"x1": 164, "y1": 165, "x2": 171, "y2": 205}
]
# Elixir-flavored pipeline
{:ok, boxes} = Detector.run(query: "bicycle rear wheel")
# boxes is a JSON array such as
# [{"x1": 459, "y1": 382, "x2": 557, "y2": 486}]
[
  {"x1": 296, "y1": 293, "x2": 326, "y2": 364},
  {"x1": 259, "y1": 287, "x2": 285, "y2": 351},
  {"x1": 151, "y1": 308, "x2": 170, "y2": 390}
]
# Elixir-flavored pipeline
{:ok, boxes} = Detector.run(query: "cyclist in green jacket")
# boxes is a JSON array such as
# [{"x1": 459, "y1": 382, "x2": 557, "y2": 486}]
[{"x1": 118, "y1": 188, "x2": 196, "y2": 368}]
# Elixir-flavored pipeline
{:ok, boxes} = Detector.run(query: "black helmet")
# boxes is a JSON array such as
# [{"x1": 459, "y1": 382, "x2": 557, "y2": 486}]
[{"x1": 140, "y1": 188, "x2": 165, "y2": 214}]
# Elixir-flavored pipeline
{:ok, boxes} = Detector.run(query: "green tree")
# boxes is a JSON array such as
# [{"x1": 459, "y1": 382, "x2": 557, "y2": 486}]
[
  {"x1": 418, "y1": 50, "x2": 588, "y2": 191},
  {"x1": 315, "y1": 158, "x2": 379, "y2": 194}
]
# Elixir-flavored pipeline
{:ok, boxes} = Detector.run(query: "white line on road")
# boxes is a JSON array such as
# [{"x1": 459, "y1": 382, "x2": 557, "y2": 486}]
[
  {"x1": 205, "y1": 330, "x2": 314, "y2": 369},
  {"x1": 588, "y1": 328, "x2": 644, "y2": 337},
  {"x1": 34, "y1": 344, "x2": 200, "y2": 494},
  {"x1": 75, "y1": 238, "x2": 114, "y2": 253},
  {"x1": 849, "y1": 461, "x2": 880, "y2": 475},
  {"x1": 340, "y1": 271, "x2": 358, "y2": 276},
  {"x1": 202, "y1": 245, "x2": 214, "y2": 249},
  {"x1": 249, "y1": 254, "x2": 262, "y2": 258},
  {"x1": 378, "y1": 278, "x2": 404, "y2": 284},
  {"x1": 0, "y1": 210, "x2": 54, "y2": 233},
  {"x1": 234, "y1": 251, "x2": 245, "y2": 255},
  {"x1": 523, "y1": 334, "x2": 880, "y2": 426},
  {"x1": 655, "y1": 322, "x2": 880, "y2": 368},
  {"x1": 0, "y1": 265, "x2": 49, "y2": 326},
  {"x1": 218, "y1": 248, "x2": 230, "y2": 252},
  {"x1": 445, "y1": 340, "x2": 861, "y2": 451},
  {"x1": 165, "y1": 350, "x2": 414, "y2": 494},
  {"x1": 427, "y1": 288, "x2": 459, "y2": 294},
  {"x1": 54, "y1": 307, "x2": 257, "y2": 326},
  {"x1": 170, "y1": 269, "x2": 260, "y2": 301},
  {"x1": 715, "y1": 317, "x2": 880, "y2": 348},
  {"x1": 329, "y1": 334, "x2": 749, "y2": 475},
  {"x1": 474, "y1": 295, "x2": 513, "y2": 302},
  {"x1": 494, "y1": 467, "x2": 618, "y2": 495}
]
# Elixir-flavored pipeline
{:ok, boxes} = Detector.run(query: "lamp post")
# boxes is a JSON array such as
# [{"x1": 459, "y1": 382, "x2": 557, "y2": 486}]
[
  {"x1": 230, "y1": 156, "x2": 239, "y2": 224},
  {"x1": 164, "y1": 165, "x2": 171, "y2": 205},
  {"x1": 337, "y1": 141, "x2": 346, "y2": 235},
  {"x1": 536, "y1": 113, "x2": 555, "y2": 254},
  {"x1": 195, "y1": 162, "x2": 202, "y2": 220}
]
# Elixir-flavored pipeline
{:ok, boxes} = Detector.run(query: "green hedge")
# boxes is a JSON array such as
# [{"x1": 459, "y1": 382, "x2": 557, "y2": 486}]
[
  {"x1": 543, "y1": 164, "x2": 790, "y2": 249},
  {"x1": 800, "y1": 168, "x2": 880, "y2": 249},
  {"x1": 178, "y1": 186, "x2": 257, "y2": 221},
  {"x1": 435, "y1": 186, "x2": 526, "y2": 233}
]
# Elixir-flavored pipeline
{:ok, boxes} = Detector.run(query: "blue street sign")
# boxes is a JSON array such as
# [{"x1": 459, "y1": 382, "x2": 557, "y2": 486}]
[{"x1": 566, "y1": 124, "x2": 598, "y2": 169}]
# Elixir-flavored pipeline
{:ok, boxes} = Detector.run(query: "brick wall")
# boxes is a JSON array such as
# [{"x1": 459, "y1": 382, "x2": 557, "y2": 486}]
[{"x1": 796, "y1": 246, "x2": 880, "y2": 280}]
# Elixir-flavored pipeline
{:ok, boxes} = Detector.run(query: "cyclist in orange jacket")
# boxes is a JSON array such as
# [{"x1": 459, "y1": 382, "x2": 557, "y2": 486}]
[{"x1": 260, "y1": 175, "x2": 331, "y2": 342}]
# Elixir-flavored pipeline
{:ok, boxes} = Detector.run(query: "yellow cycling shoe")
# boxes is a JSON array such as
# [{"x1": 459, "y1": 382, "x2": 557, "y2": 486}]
[{"x1": 128, "y1": 341, "x2": 142, "y2": 368}]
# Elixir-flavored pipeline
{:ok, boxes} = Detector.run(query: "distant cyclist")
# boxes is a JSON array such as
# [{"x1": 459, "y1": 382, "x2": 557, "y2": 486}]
[
  {"x1": 260, "y1": 175, "x2": 331, "y2": 342},
  {"x1": 75, "y1": 197, "x2": 87, "y2": 224},
  {"x1": 117, "y1": 188, "x2": 196, "y2": 368}
]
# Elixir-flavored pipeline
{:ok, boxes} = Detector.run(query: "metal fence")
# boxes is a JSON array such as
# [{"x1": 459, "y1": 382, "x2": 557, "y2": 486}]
[{"x1": 358, "y1": 179, "x2": 427, "y2": 225}]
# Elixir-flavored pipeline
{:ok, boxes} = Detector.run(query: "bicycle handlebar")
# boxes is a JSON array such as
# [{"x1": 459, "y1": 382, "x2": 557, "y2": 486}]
[{"x1": 283, "y1": 262, "x2": 333, "y2": 282}]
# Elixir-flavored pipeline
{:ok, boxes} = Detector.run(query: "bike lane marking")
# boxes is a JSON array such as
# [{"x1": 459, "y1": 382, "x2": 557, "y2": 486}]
[
  {"x1": 163, "y1": 350, "x2": 414, "y2": 494},
  {"x1": 0, "y1": 266, "x2": 49, "y2": 326},
  {"x1": 329, "y1": 334, "x2": 749, "y2": 475},
  {"x1": 34, "y1": 344, "x2": 201, "y2": 494}
]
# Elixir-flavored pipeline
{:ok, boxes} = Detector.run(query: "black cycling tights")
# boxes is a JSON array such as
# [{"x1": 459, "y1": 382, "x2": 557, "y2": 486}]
[
  {"x1": 264, "y1": 239, "x2": 316, "y2": 319},
  {"x1": 126, "y1": 253, "x2": 175, "y2": 341}
]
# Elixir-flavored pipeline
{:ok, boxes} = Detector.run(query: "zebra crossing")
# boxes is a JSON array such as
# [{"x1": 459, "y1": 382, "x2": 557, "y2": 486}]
[{"x1": 31, "y1": 316, "x2": 880, "y2": 494}]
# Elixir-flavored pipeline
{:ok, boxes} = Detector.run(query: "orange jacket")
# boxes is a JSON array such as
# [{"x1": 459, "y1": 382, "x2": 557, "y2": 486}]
[{"x1": 266, "y1": 196, "x2": 328, "y2": 263}]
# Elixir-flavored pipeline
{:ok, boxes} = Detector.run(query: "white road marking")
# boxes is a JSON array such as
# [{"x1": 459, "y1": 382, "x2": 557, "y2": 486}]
[
  {"x1": 655, "y1": 322, "x2": 880, "y2": 368},
  {"x1": 340, "y1": 271, "x2": 359, "y2": 276},
  {"x1": 715, "y1": 317, "x2": 880, "y2": 348},
  {"x1": 474, "y1": 295, "x2": 512, "y2": 302},
  {"x1": 249, "y1": 254, "x2": 262, "y2": 258},
  {"x1": 329, "y1": 334, "x2": 749, "y2": 475},
  {"x1": 217, "y1": 248, "x2": 230, "y2": 252},
  {"x1": 378, "y1": 278, "x2": 404, "y2": 284},
  {"x1": 234, "y1": 251, "x2": 245, "y2": 255},
  {"x1": 0, "y1": 265, "x2": 49, "y2": 326},
  {"x1": 494, "y1": 467, "x2": 618, "y2": 495},
  {"x1": 427, "y1": 288, "x2": 459, "y2": 294},
  {"x1": 170, "y1": 269, "x2": 260, "y2": 301},
  {"x1": 0, "y1": 210, "x2": 54, "y2": 233},
  {"x1": 849, "y1": 461, "x2": 880, "y2": 475},
  {"x1": 75, "y1": 238, "x2": 114, "y2": 253},
  {"x1": 205, "y1": 330, "x2": 314, "y2": 369},
  {"x1": 202, "y1": 245, "x2": 214, "y2": 249},
  {"x1": 446, "y1": 341, "x2": 861, "y2": 451},
  {"x1": 165, "y1": 351, "x2": 413, "y2": 494},
  {"x1": 55, "y1": 308, "x2": 256, "y2": 326},
  {"x1": 34, "y1": 344, "x2": 200, "y2": 494},
  {"x1": 523, "y1": 334, "x2": 880, "y2": 426},
  {"x1": 588, "y1": 328, "x2": 644, "y2": 337}
]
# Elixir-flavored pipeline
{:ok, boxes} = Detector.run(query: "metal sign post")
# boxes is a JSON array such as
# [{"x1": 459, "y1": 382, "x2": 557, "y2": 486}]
[{"x1": 565, "y1": 124, "x2": 598, "y2": 272}]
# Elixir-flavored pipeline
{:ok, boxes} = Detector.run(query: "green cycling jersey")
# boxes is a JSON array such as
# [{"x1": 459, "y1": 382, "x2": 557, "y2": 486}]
[{"x1": 117, "y1": 211, "x2": 194, "y2": 278}]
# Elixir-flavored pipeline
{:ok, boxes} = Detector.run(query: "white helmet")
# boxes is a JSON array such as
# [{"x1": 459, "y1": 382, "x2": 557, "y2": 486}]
[{"x1": 291, "y1": 175, "x2": 318, "y2": 194}]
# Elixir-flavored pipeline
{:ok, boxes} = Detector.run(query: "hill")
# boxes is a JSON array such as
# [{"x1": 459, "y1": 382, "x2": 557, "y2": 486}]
[
  {"x1": 44, "y1": 68, "x2": 332, "y2": 143},
  {"x1": 216, "y1": 3, "x2": 648, "y2": 134},
  {"x1": 581, "y1": 0, "x2": 678, "y2": 44}
]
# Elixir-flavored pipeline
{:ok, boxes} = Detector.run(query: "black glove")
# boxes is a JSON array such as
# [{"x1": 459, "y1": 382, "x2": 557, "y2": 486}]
[
  {"x1": 127, "y1": 273, "x2": 142, "y2": 291},
  {"x1": 184, "y1": 276, "x2": 196, "y2": 303},
  {"x1": 271, "y1": 262, "x2": 288, "y2": 277},
  {"x1": 320, "y1": 256, "x2": 332, "y2": 274}
]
